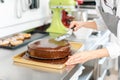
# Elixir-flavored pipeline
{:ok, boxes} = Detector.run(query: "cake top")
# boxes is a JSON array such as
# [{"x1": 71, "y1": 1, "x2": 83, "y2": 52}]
[{"x1": 28, "y1": 38, "x2": 69, "y2": 49}]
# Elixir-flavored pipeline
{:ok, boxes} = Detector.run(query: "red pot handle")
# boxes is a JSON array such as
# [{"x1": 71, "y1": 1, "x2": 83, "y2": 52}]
[{"x1": 77, "y1": 0, "x2": 84, "y2": 5}]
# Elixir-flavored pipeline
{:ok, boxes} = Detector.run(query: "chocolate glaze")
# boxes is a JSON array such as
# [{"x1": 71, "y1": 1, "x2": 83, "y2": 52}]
[
  {"x1": 23, "y1": 53, "x2": 70, "y2": 64},
  {"x1": 27, "y1": 38, "x2": 71, "y2": 59}
]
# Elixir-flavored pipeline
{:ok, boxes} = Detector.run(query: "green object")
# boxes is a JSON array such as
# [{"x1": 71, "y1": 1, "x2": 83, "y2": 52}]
[
  {"x1": 46, "y1": 0, "x2": 76, "y2": 36},
  {"x1": 49, "y1": 0, "x2": 75, "y2": 7},
  {"x1": 23, "y1": 28, "x2": 35, "y2": 33}
]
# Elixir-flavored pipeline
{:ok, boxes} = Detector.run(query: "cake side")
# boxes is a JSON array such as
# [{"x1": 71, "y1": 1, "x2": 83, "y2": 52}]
[{"x1": 27, "y1": 38, "x2": 71, "y2": 59}]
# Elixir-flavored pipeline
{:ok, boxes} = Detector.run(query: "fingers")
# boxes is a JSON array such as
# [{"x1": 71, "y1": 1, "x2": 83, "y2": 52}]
[
  {"x1": 65, "y1": 51, "x2": 91, "y2": 65},
  {"x1": 65, "y1": 54, "x2": 84, "y2": 65},
  {"x1": 65, "y1": 58, "x2": 81, "y2": 65},
  {"x1": 69, "y1": 21, "x2": 78, "y2": 29},
  {"x1": 69, "y1": 21, "x2": 84, "y2": 31}
]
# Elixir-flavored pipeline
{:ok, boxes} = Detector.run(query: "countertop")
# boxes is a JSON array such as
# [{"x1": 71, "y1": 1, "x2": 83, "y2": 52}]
[
  {"x1": 0, "y1": 41, "x2": 84, "y2": 80},
  {"x1": 0, "y1": 30, "x2": 110, "y2": 80}
]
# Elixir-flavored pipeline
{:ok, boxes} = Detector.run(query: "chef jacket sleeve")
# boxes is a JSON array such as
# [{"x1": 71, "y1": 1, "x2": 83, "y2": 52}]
[
  {"x1": 94, "y1": 18, "x2": 120, "y2": 58},
  {"x1": 94, "y1": 0, "x2": 120, "y2": 58},
  {"x1": 94, "y1": 18, "x2": 107, "y2": 31},
  {"x1": 105, "y1": 33, "x2": 120, "y2": 58}
]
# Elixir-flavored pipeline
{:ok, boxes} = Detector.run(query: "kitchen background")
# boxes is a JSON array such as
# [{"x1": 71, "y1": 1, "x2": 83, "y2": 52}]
[{"x1": 0, "y1": 0, "x2": 118, "y2": 80}]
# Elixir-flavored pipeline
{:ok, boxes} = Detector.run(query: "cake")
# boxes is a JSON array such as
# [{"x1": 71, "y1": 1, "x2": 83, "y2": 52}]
[
  {"x1": 14, "y1": 35, "x2": 25, "y2": 40},
  {"x1": 10, "y1": 40, "x2": 23, "y2": 46},
  {"x1": 0, "y1": 40, "x2": 10, "y2": 46},
  {"x1": 0, "y1": 40, "x2": 3, "y2": 46},
  {"x1": 27, "y1": 38, "x2": 71, "y2": 59},
  {"x1": 18, "y1": 33, "x2": 31, "y2": 39}
]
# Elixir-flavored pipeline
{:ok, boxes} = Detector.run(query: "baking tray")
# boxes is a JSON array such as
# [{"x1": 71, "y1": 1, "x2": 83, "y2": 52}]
[
  {"x1": 13, "y1": 52, "x2": 67, "y2": 69},
  {"x1": 13, "y1": 42, "x2": 84, "y2": 70},
  {"x1": 0, "y1": 33, "x2": 48, "y2": 49},
  {"x1": 14, "y1": 62, "x2": 67, "y2": 73}
]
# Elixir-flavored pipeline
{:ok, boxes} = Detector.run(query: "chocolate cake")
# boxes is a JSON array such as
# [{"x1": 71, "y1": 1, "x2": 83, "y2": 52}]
[{"x1": 27, "y1": 38, "x2": 71, "y2": 59}]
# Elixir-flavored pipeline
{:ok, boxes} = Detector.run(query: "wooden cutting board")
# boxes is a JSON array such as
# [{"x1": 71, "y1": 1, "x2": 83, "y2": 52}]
[
  {"x1": 13, "y1": 52, "x2": 67, "y2": 69},
  {"x1": 13, "y1": 42, "x2": 84, "y2": 70}
]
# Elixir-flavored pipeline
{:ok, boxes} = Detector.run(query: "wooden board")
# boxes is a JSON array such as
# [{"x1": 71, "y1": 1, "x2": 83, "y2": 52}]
[
  {"x1": 14, "y1": 62, "x2": 66, "y2": 73},
  {"x1": 13, "y1": 52, "x2": 66, "y2": 69},
  {"x1": 13, "y1": 42, "x2": 84, "y2": 70}
]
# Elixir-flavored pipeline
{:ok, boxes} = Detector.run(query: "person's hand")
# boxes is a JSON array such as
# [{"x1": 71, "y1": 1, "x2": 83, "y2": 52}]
[
  {"x1": 69, "y1": 21, "x2": 85, "y2": 31},
  {"x1": 65, "y1": 48, "x2": 109, "y2": 65},
  {"x1": 65, "y1": 51, "x2": 95, "y2": 65}
]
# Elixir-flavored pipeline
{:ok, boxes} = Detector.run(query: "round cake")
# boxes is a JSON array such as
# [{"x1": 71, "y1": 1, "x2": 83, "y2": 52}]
[{"x1": 27, "y1": 38, "x2": 71, "y2": 59}]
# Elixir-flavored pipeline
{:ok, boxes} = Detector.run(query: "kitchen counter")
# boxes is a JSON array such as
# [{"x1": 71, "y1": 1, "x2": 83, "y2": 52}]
[{"x1": 0, "y1": 30, "x2": 110, "y2": 80}]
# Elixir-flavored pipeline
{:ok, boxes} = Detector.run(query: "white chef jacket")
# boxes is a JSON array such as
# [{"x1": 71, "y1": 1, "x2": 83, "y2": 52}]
[{"x1": 95, "y1": 0, "x2": 120, "y2": 58}]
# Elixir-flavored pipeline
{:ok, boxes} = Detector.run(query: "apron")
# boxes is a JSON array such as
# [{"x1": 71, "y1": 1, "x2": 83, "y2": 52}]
[
  {"x1": 98, "y1": 0, "x2": 119, "y2": 36},
  {"x1": 98, "y1": 0, "x2": 120, "y2": 79}
]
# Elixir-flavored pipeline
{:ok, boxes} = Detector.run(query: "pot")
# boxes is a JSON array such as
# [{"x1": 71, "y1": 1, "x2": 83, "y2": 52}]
[{"x1": 71, "y1": 9, "x2": 88, "y2": 21}]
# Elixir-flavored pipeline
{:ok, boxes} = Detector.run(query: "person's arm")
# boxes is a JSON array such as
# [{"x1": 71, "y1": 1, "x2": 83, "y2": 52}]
[
  {"x1": 65, "y1": 48, "x2": 109, "y2": 65},
  {"x1": 70, "y1": 21, "x2": 97, "y2": 31}
]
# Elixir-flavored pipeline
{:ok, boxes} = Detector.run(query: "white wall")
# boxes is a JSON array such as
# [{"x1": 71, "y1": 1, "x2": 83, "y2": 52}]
[{"x1": 0, "y1": 0, "x2": 51, "y2": 38}]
